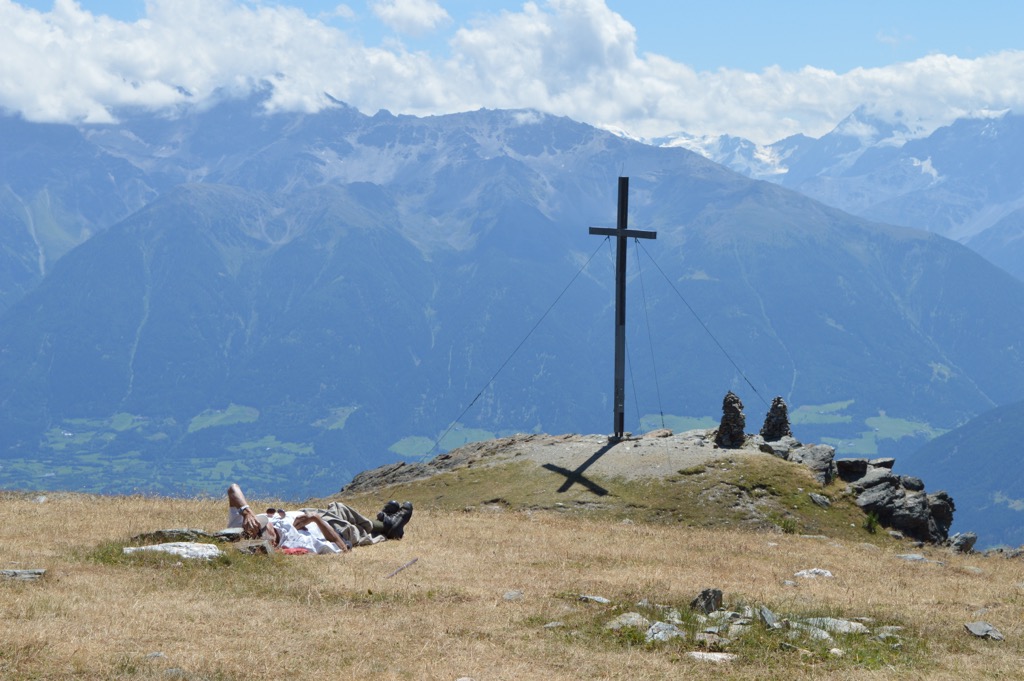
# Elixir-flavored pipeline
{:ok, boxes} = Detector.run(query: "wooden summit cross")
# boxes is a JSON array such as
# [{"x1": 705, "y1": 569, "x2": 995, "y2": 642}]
[{"x1": 589, "y1": 177, "x2": 657, "y2": 440}]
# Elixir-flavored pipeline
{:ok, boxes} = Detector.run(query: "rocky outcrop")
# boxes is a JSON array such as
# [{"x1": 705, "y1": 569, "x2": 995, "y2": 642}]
[
  {"x1": 758, "y1": 436, "x2": 837, "y2": 485},
  {"x1": 837, "y1": 457, "x2": 954, "y2": 544},
  {"x1": 714, "y1": 392, "x2": 746, "y2": 448},
  {"x1": 785, "y1": 444, "x2": 838, "y2": 485}
]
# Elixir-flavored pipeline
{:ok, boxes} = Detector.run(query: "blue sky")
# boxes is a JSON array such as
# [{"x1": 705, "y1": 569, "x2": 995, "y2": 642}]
[{"x1": 5, "y1": 0, "x2": 1024, "y2": 142}]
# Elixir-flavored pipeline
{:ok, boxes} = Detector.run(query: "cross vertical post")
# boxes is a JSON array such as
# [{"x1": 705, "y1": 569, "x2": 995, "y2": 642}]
[{"x1": 589, "y1": 177, "x2": 657, "y2": 439}]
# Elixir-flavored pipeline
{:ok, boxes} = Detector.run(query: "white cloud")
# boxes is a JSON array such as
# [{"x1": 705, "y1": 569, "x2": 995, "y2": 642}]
[
  {"x1": 324, "y1": 4, "x2": 356, "y2": 21},
  {"x1": 3, "y1": 0, "x2": 1024, "y2": 144},
  {"x1": 370, "y1": 0, "x2": 450, "y2": 35}
]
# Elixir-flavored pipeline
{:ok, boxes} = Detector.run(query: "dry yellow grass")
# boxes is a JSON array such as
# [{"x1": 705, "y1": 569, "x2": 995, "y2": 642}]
[{"x1": 2, "y1": 488, "x2": 1022, "y2": 680}]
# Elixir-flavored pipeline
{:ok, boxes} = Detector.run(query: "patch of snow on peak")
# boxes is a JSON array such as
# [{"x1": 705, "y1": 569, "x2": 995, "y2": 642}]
[
  {"x1": 598, "y1": 124, "x2": 645, "y2": 142},
  {"x1": 658, "y1": 133, "x2": 788, "y2": 179},
  {"x1": 911, "y1": 156, "x2": 940, "y2": 181},
  {"x1": 835, "y1": 116, "x2": 882, "y2": 141},
  {"x1": 512, "y1": 111, "x2": 545, "y2": 126}
]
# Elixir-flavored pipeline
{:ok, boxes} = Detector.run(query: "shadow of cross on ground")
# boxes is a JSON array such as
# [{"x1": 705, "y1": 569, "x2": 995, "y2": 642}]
[{"x1": 541, "y1": 440, "x2": 619, "y2": 496}]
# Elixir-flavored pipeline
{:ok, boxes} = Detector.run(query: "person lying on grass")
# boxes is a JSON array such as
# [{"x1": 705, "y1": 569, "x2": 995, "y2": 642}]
[{"x1": 227, "y1": 483, "x2": 413, "y2": 554}]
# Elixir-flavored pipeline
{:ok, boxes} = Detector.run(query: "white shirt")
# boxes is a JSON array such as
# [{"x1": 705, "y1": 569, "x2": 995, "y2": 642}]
[{"x1": 270, "y1": 512, "x2": 342, "y2": 554}]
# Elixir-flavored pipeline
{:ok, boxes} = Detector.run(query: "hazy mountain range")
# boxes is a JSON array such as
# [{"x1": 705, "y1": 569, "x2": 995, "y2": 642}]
[
  {"x1": 1, "y1": 93, "x2": 1023, "y2": 545},
  {"x1": 663, "y1": 107, "x2": 1024, "y2": 282}
]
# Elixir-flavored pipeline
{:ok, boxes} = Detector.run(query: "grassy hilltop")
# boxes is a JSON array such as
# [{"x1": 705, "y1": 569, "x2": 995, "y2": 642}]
[{"x1": 2, "y1": 436, "x2": 1022, "y2": 680}]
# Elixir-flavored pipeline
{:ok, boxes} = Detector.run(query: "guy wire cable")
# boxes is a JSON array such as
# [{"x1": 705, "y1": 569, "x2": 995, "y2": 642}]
[
  {"x1": 422, "y1": 236, "x2": 612, "y2": 459},
  {"x1": 637, "y1": 239, "x2": 770, "y2": 409},
  {"x1": 634, "y1": 236, "x2": 666, "y2": 429}
]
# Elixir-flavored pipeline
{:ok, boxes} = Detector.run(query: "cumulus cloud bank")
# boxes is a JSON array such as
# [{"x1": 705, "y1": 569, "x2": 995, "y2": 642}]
[{"x1": 2, "y1": 0, "x2": 1023, "y2": 142}]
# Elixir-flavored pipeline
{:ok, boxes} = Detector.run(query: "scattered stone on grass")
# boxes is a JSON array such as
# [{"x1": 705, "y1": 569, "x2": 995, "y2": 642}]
[
  {"x1": 809, "y1": 493, "x2": 831, "y2": 508},
  {"x1": 606, "y1": 612, "x2": 651, "y2": 631},
  {"x1": 794, "y1": 568, "x2": 833, "y2": 579},
  {"x1": 646, "y1": 621, "x2": 685, "y2": 642},
  {"x1": 805, "y1": 617, "x2": 870, "y2": 634},
  {"x1": 1, "y1": 569, "x2": 46, "y2": 581},
  {"x1": 123, "y1": 542, "x2": 224, "y2": 560},
  {"x1": 964, "y1": 621, "x2": 1004, "y2": 641},
  {"x1": 687, "y1": 651, "x2": 736, "y2": 663},
  {"x1": 690, "y1": 588, "x2": 723, "y2": 614}
]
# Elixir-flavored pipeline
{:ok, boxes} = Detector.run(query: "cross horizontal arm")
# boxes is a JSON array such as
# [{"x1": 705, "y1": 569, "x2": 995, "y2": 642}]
[{"x1": 589, "y1": 227, "x2": 658, "y2": 239}]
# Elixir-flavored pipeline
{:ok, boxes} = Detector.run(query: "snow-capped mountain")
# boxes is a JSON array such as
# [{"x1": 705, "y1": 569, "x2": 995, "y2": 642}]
[{"x1": 665, "y1": 108, "x2": 1024, "y2": 281}]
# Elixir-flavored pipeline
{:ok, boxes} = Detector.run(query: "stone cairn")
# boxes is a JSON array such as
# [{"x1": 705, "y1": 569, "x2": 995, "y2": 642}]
[
  {"x1": 714, "y1": 391, "x2": 746, "y2": 448},
  {"x1": 759, "y1": 396, "x2": 792, "y2": 441}
]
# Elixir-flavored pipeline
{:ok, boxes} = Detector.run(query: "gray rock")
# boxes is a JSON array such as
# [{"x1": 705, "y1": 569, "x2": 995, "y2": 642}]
[
  {"x1": 123, "y1": 542, "x2": 224, "y2": 560},
  {"x1": 687, "y1": 651, "x2": 736, "y2": 663},
  {"x1": 130, "y1": 528, "x2": 216, "y2": 544},
  {"x1": 214, "y1": 528, "x2": 244, "y2": 541},
  {"x1": 855, "y1": 483, "x2": 901, "y2": 514},
  {"x1": 872, "y1": 625, "x2": 904, "y2": 643},
  {"x1": 787, "y1": 444, "x2": 837, "y2": 485},
  {"x1": 503, "y1": 590, "x2": 524, "y2": 601},
  {"x1": 869, "y1": 457, "x2": 896, "y2": 469},
  {"x1": 948, "y1": 532, "x2": 978, "y2": 553},
  {"x1": 900, "y1": 475, "x2": 925, "y2": 491},
  {"x1": 809, "y1": 493, "x2": 831, "y2": 508},
  {"x1": 788, "y1": 622, "x2": 833, "y2": 642},
  {"x1": 235, "y1": 540, "x2": 274, "y2": 555},
  {"x1": 849, "y1": 467, "x2": 899, "y2": 492},
  {"x1": 927, "y1": 491, "x2": 955, "y2": 541},
  {"x1": 694, "y1": 631, "x2": 730, "y2": 646},
  {"x1": 646, "y1": 621, "x2": 685, "y2": 642},
  {"x1": 706, "y1": 610, "x2": 743, "y2": 622},
  {"x1": 1, "y1": 569, "x2": 46, "y2": 581},
  {"x1": 759, "y1": 437, "x2": 796, "y2": 459},
  {"x1": 805, "y1": 617, "x2": 870, "y2": 634},
  {"x1": 690, "y1": 588, "x2": 723, "y2": 614},
  {"x1": 836, "y1": 458, "x2": 869, "y2": 481},
  {"x1": 578, "y1": 594, "x2": 611, "y2": 604},
  {"x1": 794, "y1": 568, "x2": 833, "y2": 579},
  {"x1": 895, "y1": 553, "x2": 935, "y2": 563},
  {"x1": 887, "y1": 491, "x2": 933, "y2": 534},
  {"x1": 964, "y1": 621, "x2": 1004, "y2": 640},
  {"x1": 606, "y1": 612, "x2": 651, "y2": 630},
  {"x1": 727, "y1": 623, "x2": 751, "y2": 639},
  {"x1": 758, "y1": 605, "x2": 780, "y2": 629}
]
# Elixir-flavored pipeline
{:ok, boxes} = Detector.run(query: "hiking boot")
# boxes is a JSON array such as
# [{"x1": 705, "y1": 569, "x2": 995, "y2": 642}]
[
  {"x1": 376, "y1": 499, "x2": 411, "y2": 536},
  {"x1": 389, "y1": 502, "x2": 413, "y2": 539},
  {"x1": 380, "y1": 500, "x2": 401, "y2": 516}
]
